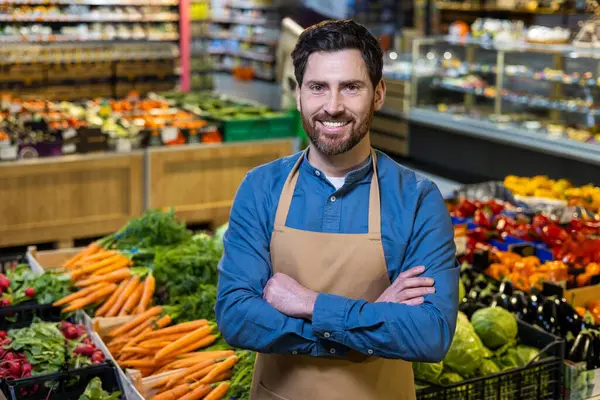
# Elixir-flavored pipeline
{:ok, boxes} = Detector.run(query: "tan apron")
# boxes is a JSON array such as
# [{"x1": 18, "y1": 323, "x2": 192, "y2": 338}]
[{"x1": 251, "y1": 149, "x2": 416, "y2": 400}]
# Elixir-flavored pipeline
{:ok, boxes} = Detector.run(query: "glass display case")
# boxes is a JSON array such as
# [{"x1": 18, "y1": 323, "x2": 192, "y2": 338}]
[{"x1": 410, "y1": 36, "x2": 600, "y2": 163}]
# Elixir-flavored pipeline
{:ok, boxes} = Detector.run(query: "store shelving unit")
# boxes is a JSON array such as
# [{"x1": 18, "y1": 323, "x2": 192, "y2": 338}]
[
  {"x1": 0, "y1": 0, "x2": 184, "y2": 98},
  {"x1": 190, "y1": 0, "x2": 280, "y2": 88}
]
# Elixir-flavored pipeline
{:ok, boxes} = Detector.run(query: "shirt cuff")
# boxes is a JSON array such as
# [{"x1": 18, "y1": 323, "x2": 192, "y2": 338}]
[{"x1": 312, "y1": 293, "x2": 349, "y2": 344}]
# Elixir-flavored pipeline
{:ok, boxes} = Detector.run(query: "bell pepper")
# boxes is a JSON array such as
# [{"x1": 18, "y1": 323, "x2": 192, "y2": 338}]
[
  {"x1": 493, "y1": 215, "x2": 516, "y2": 233},
  {"x1": 473, "y1": 209, "x2": 492, "y2": 229},
  {"x1": 586, "y1": 263, "x2": 600, "y2": 275},
  {"x1": 454, "y1": 199, "x2": 477, "y2": 218},
  {"x1": 493, "y1": 250, "x2": 522, "y2": 267},
  {"x1": 575, "y1": 306, "x2": 586, "y2": 317},
  {"x1": 486, "y1": 263, "x2": 510, "y2": 281},
  {"x1": 576, "y1": 273, "x2": 592, "y2": 287},
  {"x1": 545, "y1": 261, "x2": 569, "y2": 283},
  {"x1": 486, "y1": 199, "x2": 505, "y2": 214},
  {"x1": 509, "y1": 272, "x2": 530, "y2": 292},
  {"x1": 539, "y1": 223, "x2": 569, "y2": 248}
]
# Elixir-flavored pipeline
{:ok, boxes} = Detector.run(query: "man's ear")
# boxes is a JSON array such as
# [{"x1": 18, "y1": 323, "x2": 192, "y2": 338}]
[
  {"x1": 296, "y1": 84, "x2": 301, "y2": 112},
  {"x1": 373, "y1": 79, "x2": 386, "y2": 111}
]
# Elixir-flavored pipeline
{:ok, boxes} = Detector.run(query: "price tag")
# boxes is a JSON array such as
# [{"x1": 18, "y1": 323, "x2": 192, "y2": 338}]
[
  {"x1": 161, "y1": 127, "x2": 178, "y2": 142},
  {"x1": 62, "y1": 143, "x2": 76, "y2": 154},
  {"x1": 62, "y1": 127, "x2": 77, "y2": 140},
  {"x1": 454, "y1": 236, "x2": 467, "y2": 256},
  {"x1": 116, "y1": 138, "x2": 132, "y2": 153},
  {"x1": 0, "y1": 145, "x2": 18, "y2": 160},
  {"x1": 9, "y1": 103, "x2": 22, "y2": 113}
]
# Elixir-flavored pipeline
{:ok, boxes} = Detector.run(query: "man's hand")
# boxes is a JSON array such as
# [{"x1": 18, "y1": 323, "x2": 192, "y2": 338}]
[
  {"x1": 376, "y1": 265, "x2": 435, "y2": 305},
  {"x1": 263, "y1": 273, "x2": 318, "y2": 320}
]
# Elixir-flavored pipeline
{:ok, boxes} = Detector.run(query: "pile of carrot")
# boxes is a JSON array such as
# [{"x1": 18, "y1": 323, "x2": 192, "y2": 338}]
[{"x1": 52, "y1": 243, "x2": 155, "y2": 316}]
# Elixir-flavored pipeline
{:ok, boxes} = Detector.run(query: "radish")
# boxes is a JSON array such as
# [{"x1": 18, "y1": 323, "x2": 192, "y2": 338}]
[
  {"x1": 21, "y1": 363, "x2": 32, "y2": 377},
  {"x1": 91, "y1": 351, "x2": 104, "y2": 364},
  {"x1": 0, "y1": 277, "x2": 10, "y2": 290},
  {"x1": 64, "y1": 326, "x2": 79, "y2": 339},
  {"x1": 74, "y1": 344, "x2": 95, "y2": 357},
  {"x1": 24, "y1": 288, "x2": 35, "y2": 297},
  {"x1": 8, "y1": 361, "x2": 21, "y2": 376}
]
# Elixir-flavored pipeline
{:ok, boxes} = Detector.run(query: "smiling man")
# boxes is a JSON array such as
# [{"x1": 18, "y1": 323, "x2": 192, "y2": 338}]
[{"x1": 216, "y1": 19, "x2": 459, "y2": 400}]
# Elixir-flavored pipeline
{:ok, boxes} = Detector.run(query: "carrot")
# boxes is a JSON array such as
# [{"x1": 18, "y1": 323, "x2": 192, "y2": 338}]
[
  {"x1": 205, "y1": 371, "x2": 232, "y2": 384},
  {"x1": 122, "y1": 315, "x2": 172, "y2": 348},
  {"x1": 165, "y1": 360, "x2": 216, "y2": 389},
  {"x1": 75, "y1": 268, "x2": 132, "y2": 288},
  {"x1": 95, "y1": 279, "x2": 127, "y2": 317},
  {"x1": 179, "y1": 383, "x2": 213, "y2": 400},
  {"x1": 74, "y1": 250, "x2": 118, "y2": 268},
  {"x1": 172, "y1": 334, "x2": 217, "y2": 356},
  {"x1": 121, "y1": 316, "x2": 158, "y2": 340},
  {"x1": 108, "y1": 305, "x2": 162, "y2": 337},
  {"x1": 62, "y1": 283, "x2": 117, "y2": 312},
  {"x1": 138, "y1": 333, "x2": 187, "y2": 345},
  {"x1": 181, "y1": 364, "x2": 216, "y2": 385},
  {"x1": 71, "y1": 254, "x2": 126, "y2": 280},
  {"x1": 105, "y1": 276, "x2": 139, "y2": 317},
  {"x1": 150, "y1": 384, "x2": 191, "y2": 400},
  {"x1": 202, "y1": 382, "x2": 230, "y2": 400},
  {"x1": 154, "y1": 326, "x2": 213, "y2": 361},
  {"x1": 118, "y1": 358, "x2": 157, "y2": 368},
  {"x1": 64, "y1": 243, "x2": 100, "y2": 268},
  {"x1": 118, "y1": 281, "x2": 144, "y2": 316},
  {"x1": 199, "y1": 355, "x2": 238, "y2": 384},
  {"x1": 136, "y1": 275, "x2": 155, "y2": 314},
  {"x1": 52, "y1": 283, "x2": 107, "y2": 307},
  {"x1": 160, "y1": 351, "x2": 235, "y2": 371},
  {"x1": 120, "y1": 347, "x2": 154, "y2": 357},
  {"x1": 92, "y1": 256, "x2": 131, "y2": 277},
  {"x1": 144, "y1": 320, "x2": 207, "y2": 339}
]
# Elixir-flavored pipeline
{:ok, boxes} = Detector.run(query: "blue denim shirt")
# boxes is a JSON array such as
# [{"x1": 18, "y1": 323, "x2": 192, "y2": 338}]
[{"x1": 215, "y1": 150, "x2": 459, "y2": 362}]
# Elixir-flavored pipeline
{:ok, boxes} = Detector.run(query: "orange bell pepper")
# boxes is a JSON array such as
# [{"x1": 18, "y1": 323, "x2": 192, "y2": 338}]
[
  {"x1": 509, "y1": 272, "x2": 530, "y2": 291},
  {"x1": 586, "y1": 263, "x2": 600, "y2": 275},
  {"x1": 487, "y1": 263, "x2": 510, "y2": 281},
  {"x1": 577, "y1": 273, "x2": 592, "y2": 287},
  {"x1": 575, "y1": 306, "x2": 586, "y2": 317}
]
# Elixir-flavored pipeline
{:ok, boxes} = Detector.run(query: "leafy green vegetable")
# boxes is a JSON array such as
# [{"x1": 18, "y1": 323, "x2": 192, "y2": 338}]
[
  {"x1": 227, "y1": 350, "x2": 256, "y2": 400},
  {"x1": 478, "y1": 359, "x2": 501, "y2": 376},
  {"x1": 78, "y1": 377, "x2": 121, "y2": 400},
  {"x1": 516, "y1": 345, "x2": 540, "y2": 365},
  {"x1": 154, "y1": 234, "x2": 222, "y2": 299},
  {"x1": 438, "y1": 371, "x2": 464, "y2": 385},
  {"x1": 443, "y1": 315, "x2": 485, "y2": 378},
  {"x1": 101, "y1": 209, "x2": 191, "y2": 251},
  {"x1": 413, "y1": 361, "x2": 443, "y2": 384},
  {"x1": 164, "y1": 284, "x2": 218, "y2": 323},
  {"x1": 496, "y1": 348, "x2": 524, "y2": 369},
  {"x1": 7, "y1": 319, "x2": 67, "y2": 375},
  {"x1": 471, "y1": 307, "x2": 518, "y2": 350},
  {"x1": 5, "y1": 264, "x2": 73, "y2": 306}
]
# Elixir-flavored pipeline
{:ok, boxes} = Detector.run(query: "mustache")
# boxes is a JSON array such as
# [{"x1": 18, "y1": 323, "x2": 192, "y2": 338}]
[{"x1": 312, "y1": 113, "x2": 353, "y2": 122}]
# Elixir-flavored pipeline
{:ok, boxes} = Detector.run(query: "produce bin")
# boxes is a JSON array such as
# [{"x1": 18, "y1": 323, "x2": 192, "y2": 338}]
[
  {"x1": 216, "y1": 112, "x2": 296, "y2": 142},
  {"x1": 416, "y1": 316, "x2": 565, "y2": 400},
  {"x1": 0, "y1": 255, "x2": 24, "y2": 274},
  {"x1": 0, "y1": 301, "x2": 62, "y2": 331},
  {"x1": 26, "y1": 246, "x2": 82, "y2": 274},
  {"x1": 0, "y1": 361, "x2": 125, "y2": 400}
]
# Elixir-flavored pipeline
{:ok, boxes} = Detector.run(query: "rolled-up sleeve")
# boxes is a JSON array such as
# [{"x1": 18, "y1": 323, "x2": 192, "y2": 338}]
[
  {"x1": 216, "y1": 172, "x2": 320, "y2": 355},
  {"x1": 311, "y1": 180, "x2": 459, "y2": 362}
]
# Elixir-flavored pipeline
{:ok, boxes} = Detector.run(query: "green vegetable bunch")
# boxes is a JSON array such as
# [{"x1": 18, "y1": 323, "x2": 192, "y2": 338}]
[
  {"x1": 4, "y1": 264, "x2": 73, "y2": 306},
  {"x1": 78, "y1": 377, "x2": 121, "y2": 400},
  {"x1": 227, "y1": 350, "x2": 257, "y2": 400},
  {"x1": 471, "y1": 307, "x2": 518, "y2": 350}
]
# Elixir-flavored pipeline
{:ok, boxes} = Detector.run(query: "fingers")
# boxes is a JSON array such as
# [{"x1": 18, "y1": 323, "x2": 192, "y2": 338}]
[
  {"x1": 398, "y1": 277, "x2": 435, "y2": 290},
  {"x1": 401, "y1": 297, "x2": 424, "y2": 306},
  {"x1": 397, "y1": 287, "x2": 436, "y2": 302},
  {"x1": 397, "y1": 265, "x2": 426, "y2": 280}
]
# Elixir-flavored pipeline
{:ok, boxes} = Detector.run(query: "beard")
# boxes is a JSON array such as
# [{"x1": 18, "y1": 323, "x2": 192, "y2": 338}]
[{"x1": 300, "y1": 101, "x2": 374, "y2": 156}]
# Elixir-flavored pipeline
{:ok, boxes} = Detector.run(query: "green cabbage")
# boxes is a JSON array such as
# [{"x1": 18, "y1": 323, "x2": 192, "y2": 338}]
[
  {"x1": 459, "y1": 279, "x2": 465, "y2": 303},
  {"x1": 478, "y1": 359, "x2": 501, "y2": 376},
  {"x1": 438, "y1": 372, "x2": 464, "y2": 385},
  {"x1": 471, "y1": 307, "x2": 518, "y2": 350},
  {"x1": 443, "y1": 316, "x2": 485, "y2": 377},
  {"x1": 457, "y1": 311, "x2": 470, "y2": 327},
  {"x1": 413, "y1": 361, "x2": 443, "y2": 384},
  {"x1": 496, "y1": 348, "x2": 523, "y2": 369},
  {"x1": 516, "y1": 345, "x2": 540, "y2": 365}
]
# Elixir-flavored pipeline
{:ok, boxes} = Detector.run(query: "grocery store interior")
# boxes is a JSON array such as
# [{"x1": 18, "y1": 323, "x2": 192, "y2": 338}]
[{"x1": 1, "y1": 0, "x2": 600, "y2": 399}]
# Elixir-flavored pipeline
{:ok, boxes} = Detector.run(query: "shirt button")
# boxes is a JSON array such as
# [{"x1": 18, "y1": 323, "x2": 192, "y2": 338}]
[
  {"x1": 367, "y1": 349, "x2": 374, "y2": 355},
  {"x1": 329, "y1": 348, "x2": 336, "y2": 354},
  {"x1": 330, "y1": 196, "x2": 336, "y2": 203},
  {"x1": 292, "y1": 351, "x2": 298, "y2": 355},
  {"x1": 315, "y1": 170, "x2": 321, "y2": 177},
  {"x1": 324, "y1": 332, "x2": 331, "y2": 338}
]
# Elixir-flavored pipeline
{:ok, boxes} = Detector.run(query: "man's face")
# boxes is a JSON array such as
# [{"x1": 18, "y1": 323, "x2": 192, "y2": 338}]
[{"x1": 296, "y1": 49, "x2": 385, "y2": 156}]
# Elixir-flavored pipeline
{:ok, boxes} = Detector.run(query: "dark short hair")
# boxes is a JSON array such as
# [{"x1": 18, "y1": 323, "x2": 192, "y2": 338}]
[{"x1": 291, "y1": 19, "x2": 383, "y2": 89}]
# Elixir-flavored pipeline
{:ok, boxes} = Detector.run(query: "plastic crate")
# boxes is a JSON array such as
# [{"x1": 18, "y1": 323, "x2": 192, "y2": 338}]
[
  {"x1": 216, "y1": 112, "x2": 296, "y2": 142},
  {"x1": 0, "y1": 361, "x2": 125, "y2": 400},
  {"x1": 416, "y1": 310, "x2": 565, "y2": 400},
  {"x1": 0, "y1": 301, "x2": 62, "y2": 330},
  {"x1": 0, "y1": 254, "x2": 24, "y2": 274}
]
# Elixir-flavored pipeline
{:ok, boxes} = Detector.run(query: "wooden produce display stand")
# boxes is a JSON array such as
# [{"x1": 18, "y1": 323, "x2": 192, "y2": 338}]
[
  {"x1": 2, "y1": 139, "x2": 296, "y2": 251},
  {"x1": 0, "y1": 151, "x2": 145, "y2": 249},
  {"x1": 147, "y1": 138, "x2": 295, "y2": 229}
]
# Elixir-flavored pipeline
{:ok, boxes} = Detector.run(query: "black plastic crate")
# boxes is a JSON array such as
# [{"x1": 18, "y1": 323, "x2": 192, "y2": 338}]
[
  {"x1": 0, "y1": 254, "x2": 24, "y2": 274},
  {"x1": 416, "y1": 316, "x2": 565, "y2": 400},
  {"x1": 0, "y1": 361, "x2": 125, "y2": 400},
  {"x1": 0, "y1": 301, "x2": 62, "y2": 330}
]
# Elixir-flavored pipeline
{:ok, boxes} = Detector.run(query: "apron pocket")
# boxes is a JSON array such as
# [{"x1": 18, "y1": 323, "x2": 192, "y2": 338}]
[{"x1": 257, "y1": 382, "x2": 291, "y2": 400}]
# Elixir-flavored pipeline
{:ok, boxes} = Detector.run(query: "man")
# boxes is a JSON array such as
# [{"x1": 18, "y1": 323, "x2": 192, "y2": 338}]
[{"x1": 216, "y1": 19, "x2": 459, "y2": 400}]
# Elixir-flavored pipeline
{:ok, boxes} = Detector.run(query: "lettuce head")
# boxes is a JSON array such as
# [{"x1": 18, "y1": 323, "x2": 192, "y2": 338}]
[{"x1": 471, "y1": 307, "x2": 518, "y2": 350}]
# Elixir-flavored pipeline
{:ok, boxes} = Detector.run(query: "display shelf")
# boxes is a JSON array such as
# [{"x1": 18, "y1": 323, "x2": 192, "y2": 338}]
[
  {"x1": 0, "y1": 33, "x2": 179, "y2": 43},
  {"x1": 434, "y1": 2, "x2": 584, "y2": 14},
  {"x1": 410, "y1": 107, "x2": 600, "y2": 166},
  {"x1": 433, "y1": 79, "x2": 600, "y2": 116},
  {"x1": 1, "y1": 0, "x2": 178, "y2": 4},
  {"x1": 441, "y1": 60, "x2": 600, "y2": 87},
  {"x1": 207, "y1": 16, "x2": 269, "y2": 25},
  {"x1": 194, "y1": 32, "x2": 276, "y2": 45},
  {"x1": 208, "y1": 49, "x2": 274, "y2": 62},
  {"x1": 0, "y1": 13, "x2": 180, "y2": 22},
  {"x1": 227, "y1": 1, "x2": 278, "y2": 10}
]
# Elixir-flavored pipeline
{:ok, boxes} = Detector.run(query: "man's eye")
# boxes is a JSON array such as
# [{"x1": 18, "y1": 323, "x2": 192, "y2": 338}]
[
  {"x1": 346, "y1": 84, "x2": 359, "y2": 92},
  {"x1": 310, "y1": 85, "x2": 324, "y2": 92}
]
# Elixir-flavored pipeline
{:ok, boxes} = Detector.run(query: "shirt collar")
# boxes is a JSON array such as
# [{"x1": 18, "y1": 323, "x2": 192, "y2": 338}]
[{"x1": 300, "y1": 148, "x2": 373, "y2": 188}]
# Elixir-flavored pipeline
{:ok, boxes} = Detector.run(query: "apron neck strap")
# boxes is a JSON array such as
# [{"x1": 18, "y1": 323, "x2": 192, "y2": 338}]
[{"x1": 274, "y1": 149, "x2": 382, "y2": 236}]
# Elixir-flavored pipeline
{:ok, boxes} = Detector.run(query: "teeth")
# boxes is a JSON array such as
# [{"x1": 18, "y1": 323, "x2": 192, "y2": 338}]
[{"x1": 321, "y1": 121, "x2": 348, "y2": 128}]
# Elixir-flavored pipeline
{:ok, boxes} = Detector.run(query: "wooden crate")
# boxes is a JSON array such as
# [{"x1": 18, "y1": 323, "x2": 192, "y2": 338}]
[
  {"x1": 147, "y1": 139, "x2": 295, "y2": 228},
  {"x1": 26, "y1": 245, "x2": 82, "y2": 271},
  {"x1": 0, "y1": 152, "x2": 144, "y2": 248}
]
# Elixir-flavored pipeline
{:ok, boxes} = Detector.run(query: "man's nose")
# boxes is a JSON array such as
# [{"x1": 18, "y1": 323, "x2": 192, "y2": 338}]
[{"x1": 323, "y1": 92, "x2": 344, "y2": 115}]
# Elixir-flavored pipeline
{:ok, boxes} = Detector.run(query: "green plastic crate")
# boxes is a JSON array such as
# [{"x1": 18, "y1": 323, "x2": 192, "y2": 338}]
[{"x1": 217, "y1": 112, "x2": 297, "y2": 142}]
